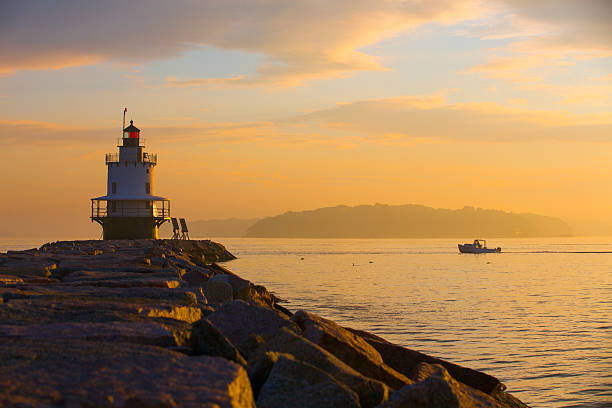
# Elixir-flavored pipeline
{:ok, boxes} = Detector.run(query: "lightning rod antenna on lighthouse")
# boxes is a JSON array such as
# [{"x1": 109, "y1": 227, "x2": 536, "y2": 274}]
[{"x1": 122, "y1": 107, "x2": 127, "y2": 133}]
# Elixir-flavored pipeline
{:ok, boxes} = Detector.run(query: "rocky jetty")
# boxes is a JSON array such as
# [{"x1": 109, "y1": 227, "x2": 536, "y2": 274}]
[{"x1": 0, "y1": 239, "x2": 529, "y2": 407}]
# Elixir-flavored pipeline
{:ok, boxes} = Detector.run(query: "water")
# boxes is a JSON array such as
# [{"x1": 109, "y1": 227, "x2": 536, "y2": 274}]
[
  {"x1": 218, "y1": 238, "x2": 612, "y2": 408},
  {"x1": 2, "y1": 237, "x2": 611, "y2": 407}
]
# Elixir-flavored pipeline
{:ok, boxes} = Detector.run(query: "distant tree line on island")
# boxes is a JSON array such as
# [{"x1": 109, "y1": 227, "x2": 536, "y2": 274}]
[
  {"x1": 175, "y1": 204, "x2": 573, "y2": 238},
  {"x1": 244, "y1": 204, "x2": 573, "y2": 238}
]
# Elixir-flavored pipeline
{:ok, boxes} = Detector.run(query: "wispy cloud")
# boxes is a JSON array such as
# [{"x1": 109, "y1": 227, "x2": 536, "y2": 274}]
[
  {"x1": 462, "y1": 0, "x2": 612, "y2": 103},
  {"x1": 3, "y1": 90, "x2": 611, "y2": 150},
  {"x1": 0, "y1": 117, "x2": 349, "y2": 150},
  {"x1": 0, "y1": 119, "x2": 108, "y2": 145},
  {"x1": 164, "y1": 75, "x2": 247, "y2": 88},
  {"x1": 0, "y1": 0, "x2": 481, "y2": 85},
  {"x1": 292, "y1": 93, "x2": 612, "y2": 143},
  {"x1": 0, "y1": 119, "x2": 271, "y2": 146}
]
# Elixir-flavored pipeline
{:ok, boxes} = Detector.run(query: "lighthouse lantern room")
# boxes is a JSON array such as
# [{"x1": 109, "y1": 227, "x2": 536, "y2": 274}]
[{"x1": 91, "y1": 117, "x2": 170, "y2": 239}]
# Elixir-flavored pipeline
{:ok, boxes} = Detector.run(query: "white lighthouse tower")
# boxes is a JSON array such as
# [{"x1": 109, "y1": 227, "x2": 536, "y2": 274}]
[{"x1": 91, "y1": 118, "x2": 170, "y2": 239}]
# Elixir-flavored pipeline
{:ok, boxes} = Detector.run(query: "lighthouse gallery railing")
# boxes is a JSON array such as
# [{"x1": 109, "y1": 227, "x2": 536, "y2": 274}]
[
  {"x1": 91, "y1": 200, "x2": 170, "y2": 218},
  {"x1": 105, "y1": 152, "x2": 157, "y2": 165}
]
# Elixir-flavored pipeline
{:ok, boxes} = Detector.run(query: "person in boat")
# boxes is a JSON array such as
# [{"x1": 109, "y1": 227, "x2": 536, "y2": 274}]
[{"x1": 474, "y1": 240, "x2": 481, "y2": 248}]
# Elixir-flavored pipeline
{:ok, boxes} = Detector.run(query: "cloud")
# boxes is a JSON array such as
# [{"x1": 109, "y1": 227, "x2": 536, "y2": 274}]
[
  {"x1": 501, "y1": 0, "x2": 612, "y2": 51},
  {"x1": 463, "y1": 0, "x2": 612, "y2": 53},
  {"x1": 0, "y1": 118, "x2": 277, "y2": 146},
  {"x1": 1, "y1": 1, "x2": 609, "y2": 89},
  {"x1": 0, "y1": 119, "x2": 108, "y2": 146},
  {"x1": 3, "y1": 91, "x2": 610, "y2": 150},
  {"x1": 0, "y1": 117, "x2": 353, "y2": 150},
  {"x1": 292, "y1": 93, "x2": 612, "y2": 143},
  {"x1": 0, "y1": 0, "x2": 480, "y2": 85},
  {"x1": 463, "y1": 0, "x2": 612, "y2": 97},
  {"x1": 164, "y1": 75, "x2": 247, "y2": 88}
]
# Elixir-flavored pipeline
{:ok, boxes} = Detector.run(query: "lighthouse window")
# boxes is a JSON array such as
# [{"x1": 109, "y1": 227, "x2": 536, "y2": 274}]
[
  {"x1": 112, "y1": 182, "x2": 117, "y2": 194},
  {"x1": 145, "y1": 182, "x2": 151, "y2": 194}
]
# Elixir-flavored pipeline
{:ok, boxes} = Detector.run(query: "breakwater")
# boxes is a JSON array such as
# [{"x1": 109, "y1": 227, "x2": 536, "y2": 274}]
[{"x1": 0, "y1": 239, "x2": 529, "y2": 407}]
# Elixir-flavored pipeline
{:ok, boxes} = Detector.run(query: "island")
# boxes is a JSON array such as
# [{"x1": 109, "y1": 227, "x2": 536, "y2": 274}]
[
  {"x1": 247, "y1": 204, "x2": 572, "y2": 238},
  {"x1": 0, "y1": 239, "x2": 529, "y2": 407}
]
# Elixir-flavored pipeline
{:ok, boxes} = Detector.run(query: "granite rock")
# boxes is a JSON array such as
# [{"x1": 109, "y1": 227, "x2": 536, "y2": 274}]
[
  {"x1": 348, "y1": 327, "x2": 505, "y2": 395},
  {"x1": 0, "y1": 321, "x2": 191, "y2": 347},
  {"x1": 379, "y1": 363, "x2": 505, "y2": 408},
  {"x1": 253, "y1": 327, "x2": 390, "y2": 408},
  {"x1": 256, "y1": 353, "x2": 360, "y2": 408},
  {"x1": 206, "y1": 274, "x2": 235, "y2": 304},
  {"x1": 3, "y1": 285, "x2": 200, "y2": 306},
  {"x1": 0, "y1": 298, "x2": 202, "y2": 325},
  {"x1": 191, "y1": 318, "x2": 247, "y2": 366},
  {"x1": 208, "y1": 300, "x2": 300, "y2": 348},
  {"x1": 207, "y1": 263, "x2": 279, "y2": 309},
  {"x1": 0, "y1": 338, "x2": 255, "y2": 407},
  {"x1": 292, "y1": 310, "x2": 411, "y2": 390},
  {"x1": 182, "y1": 269, "x2": 210, "y2": 287}
]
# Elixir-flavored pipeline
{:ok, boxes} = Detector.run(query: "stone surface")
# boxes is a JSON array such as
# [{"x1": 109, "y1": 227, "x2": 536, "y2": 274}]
[
  {"x1": 0, "y1": 321, "x2": 191, "y2": 347},
  {"x1": 292, "y1": 310, "x2": 411, "y2": 390},
  {"x1": 256, "y1": 353, "x2": 360, "y2": 408},
  {"x1": 0, "y1": 275, "x2": 23, "y2": 284},
  {"x1": 182, "y1": 269, "x2": 210, "y2": 287},
  {"x1": 0, "y1": 338, "x2": 255, "y2": 407},
  {"x1": 214, "y1": 268, "x2": 251, "y2": 294},
  {"x1": 163, "y1": 239, "x2": 237, "y2": 263},
  {"x1": 3, "y1": 285, "x2": 200, "y2": 306},
  {"x1": 61, "y1": 277, "x2": 181, "y2": 288},
  {"x1": 62, "y1": 270, "x2": 178, "y2": 282},
  {"x1": 207, "y1": 263, "x2": 280, "y2": 309},
  {"x1": 0, "y1": 298, "x2": 202, "y2": 325},
  {"x1": 207, "y1": 300, "x2": 300, "y2": 348},
  {"x1": 254, "y1": 327, "x2": 389, "y2": 408},
  {"x1": 238, "y1": 333, "x2": 266, "y2": 361},
  {"x1": 191, "y1": 318, "x2": 247, "y2": 365},
  {"x1": 348, "y1": 327, "x2": 505, "y2": 395},
  {"x1": 0, "y1": 260, "x2": 55, "y2": 277},
  {"x1": 379, "y1": 363, "x2": 505, "y2": 408},
  {"x1": 206, "y1": 274, "x2": 234, "y2": 303}
]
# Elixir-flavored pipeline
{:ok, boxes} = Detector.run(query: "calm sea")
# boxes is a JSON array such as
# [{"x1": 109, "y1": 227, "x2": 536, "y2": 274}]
[{"x1": 2, "y1": 237, "x2": 611, "y2": 407}]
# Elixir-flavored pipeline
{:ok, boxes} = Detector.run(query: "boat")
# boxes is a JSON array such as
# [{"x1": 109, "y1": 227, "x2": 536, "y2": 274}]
[{"x1": 458, "y1": 239, "x2": 501, "y2": 253}]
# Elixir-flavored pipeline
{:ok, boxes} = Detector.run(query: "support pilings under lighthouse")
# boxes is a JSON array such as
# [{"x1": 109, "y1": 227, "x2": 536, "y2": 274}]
[{"x1": 91, "y1": 119, "x2": 170, "y2": 239}]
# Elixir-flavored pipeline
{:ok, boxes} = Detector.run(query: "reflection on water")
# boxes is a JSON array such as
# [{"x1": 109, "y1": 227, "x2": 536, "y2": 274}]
[
  {"x1": 2, "y1": 237, "x2": 611, "y2": 407},
  {"x1": 218, "y1": 238, "x2": 611, "y2": 408}
]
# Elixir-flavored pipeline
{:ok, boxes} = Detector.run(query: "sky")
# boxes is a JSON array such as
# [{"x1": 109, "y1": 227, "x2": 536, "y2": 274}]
[{"x1": 0, "y1": 0, "x2": 611, "y2": 237}]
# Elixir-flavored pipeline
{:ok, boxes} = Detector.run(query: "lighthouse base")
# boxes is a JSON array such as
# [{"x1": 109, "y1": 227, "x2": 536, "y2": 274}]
[{"x1": 98, "y1": 217, "x2": 165, "y2": 240}]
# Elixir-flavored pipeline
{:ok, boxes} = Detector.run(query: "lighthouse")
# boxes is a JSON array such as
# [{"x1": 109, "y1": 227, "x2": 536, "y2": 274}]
[{"x1": 91, "y1": 118, "x2": 170, "y2": 239}]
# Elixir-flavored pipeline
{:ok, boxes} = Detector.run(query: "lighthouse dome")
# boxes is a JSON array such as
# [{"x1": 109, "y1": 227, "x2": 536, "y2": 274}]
[
  {"x1": 122, "y1": 120, "x2": 141, "y2": 146},
  {"x1": 123, "y1": 120, "x2": 140, "y2": 133}
]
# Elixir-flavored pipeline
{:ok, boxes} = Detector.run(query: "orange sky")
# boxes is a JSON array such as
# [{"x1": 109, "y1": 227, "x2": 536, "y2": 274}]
[{"x1": 0, "y1": 1, "x2": 611, "y2": 237}]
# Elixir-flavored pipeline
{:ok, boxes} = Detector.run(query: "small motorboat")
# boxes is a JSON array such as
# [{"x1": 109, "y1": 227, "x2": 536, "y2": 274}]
[{"x1": 458, "y1": 239, "x2": 501, "y2": 253}]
